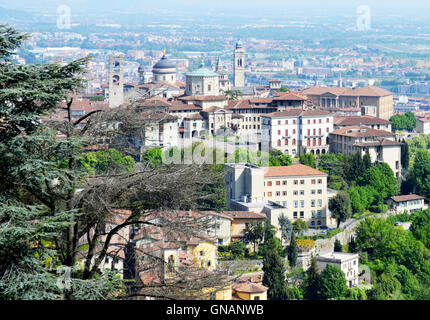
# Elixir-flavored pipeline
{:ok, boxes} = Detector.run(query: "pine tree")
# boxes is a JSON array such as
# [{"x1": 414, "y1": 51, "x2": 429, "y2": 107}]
[{"x1": 334, "y1": 239, "x2": 343, "y2": 252}]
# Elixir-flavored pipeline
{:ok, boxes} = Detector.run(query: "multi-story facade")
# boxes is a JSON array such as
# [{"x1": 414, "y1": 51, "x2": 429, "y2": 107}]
[
  {"x1": 261, "y1": 109, "x2": 334, "y2": 156},
  {"x1": 301, "y1": 86, "x2": 394, "y2": 120},
  {"x1": 329, "y1": 126, "x2": 402, "y2": 178},
  {"x1": 225, "y1": 163, "x2": 331, "y2": 233}
]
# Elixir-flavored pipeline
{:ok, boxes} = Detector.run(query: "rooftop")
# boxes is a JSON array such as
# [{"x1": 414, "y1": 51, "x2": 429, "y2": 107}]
[
  {"x1": 264, "y1": 163, "x2": 327, "y2": 177},
  {"x1": 331, "y1": 126, "x2": 396, "y2": 138},
  {"x1": 391, "y1": 194, "x2": 425, "y2": 202}
]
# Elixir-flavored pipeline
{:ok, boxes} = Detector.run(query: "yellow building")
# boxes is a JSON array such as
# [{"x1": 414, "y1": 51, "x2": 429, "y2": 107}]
[
  {"x1": 232, "y1": 281, "x2": 268, "y2": 300},
  {"x1": 186, "y1": 238, "x2": 217, "y2": 271},
  {"x1": 222, "y1": 211, "x2": 266, "y2": 243}
]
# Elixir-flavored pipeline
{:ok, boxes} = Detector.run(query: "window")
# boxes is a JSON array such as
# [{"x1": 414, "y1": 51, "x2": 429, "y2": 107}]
[
  {"x1": 267, "y1": 181, "x2": 272, "y2": 186},
  {"x1": 318, "y1": 189, "x2": 322, "y2": 194},
  {"x1": 307, "y1": 119, "x2": 310, "y2": 124},
  {"x1": 300, "y1": 211, "x2": 304, "y2": 218},
  {"x1": 293, "y1": 129, "x2": 296, "y2": 134},
  {"x1": 311, "y1": 200, "x2": 316, "y2": 207},
  {"x1": 318, "y1": 179, "x2": 323, "y2": 184},
  {"x1": 318, "y1": 199, "x2": 322, "y2": 207},
  {"x1": 208, "y1": 84, "x2": 211, "y2": 91},
  {"x1": 276, "y1": 191, "x2": 280, "y2": 196},
  {"x1": 326, "y1": 118, "x2": 330, "y2": 123},
  {"x1": 300, "y1": 200, "x2": 304, "y2": 208},
  {"x1": 313, "y1": 119, "x2": 316, "y2": 124},
  {"x1": 254, "y1": 296, "x2": 260, "y2": 300},
  {"x1": 276, "y1": 181, "x2": 280, "y2": 185},
  {"x1": 311, "y1": 179, "x2": 316, "y2": 184},
  {"x1": 300, "y1": 190, "x2": 304, "y2": 195},
  {"x1": 311, "y1": 189, "x2": 316, "y2": 195},
  {"x1": 278, "y1": 130, "x2": 281, "y2": 135},
  {"x1": 317, "y1": 210, "x2": 322, "y2": 218},
  {"x1": 268, "y1": 192, "x2": 272, "y2": 197},
  {"x1": 317, "y1": 220, "x2": 321, "y2": 226},
  {"x1": 294, "y1": 180, "x2": 298, "y2": 185},
  {"x1": 285, "y1": 129, "x2": 288, "y2": 136},
  {"x1": 278, "y1": 120, "x2": 281, "y2": 125},
  {"x1": 326, "y1": 127, "x2": 329, "y2": 133},
  {"x1": 294, "y1": 201, "x2": 298, "y2": 208},
  {"x1": 300, "y1": 180, "x2": 305, "y2": 185},
  {"x1": 293, "y1": 120, "x2": 296, "y2": 124},
  {"x1": 312, "y1": 210, "x2": 316, "y2": 218},
  {"x1": 283, "y1": 191, "x2": 287, "y2": 196},
  {"x1": 285, "y1": 120, "x2": 288, "y2": 124},
  {"x1": 200, "y1": 251, "x2": 204, "y2": 256},
  {"x1": 293, "y1": 212, "x2": 298, "y2": 219},
  {"x1": 283, "y1": 181, "x2": 287, "y2": 185},
  {"x1": 307, "y1": 129, "x2": 311, "y2": 136},
  {"x1": 319, "y1": 119, "x2": 322, "y2": 123}
]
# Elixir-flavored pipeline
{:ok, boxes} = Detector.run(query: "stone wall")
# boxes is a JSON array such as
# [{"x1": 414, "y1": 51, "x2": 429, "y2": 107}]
[{"x1": 218, "y1": 259, "x2": 263, "y2": 273}]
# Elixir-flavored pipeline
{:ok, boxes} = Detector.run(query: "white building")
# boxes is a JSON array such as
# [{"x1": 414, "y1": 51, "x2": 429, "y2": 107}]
[
  {"x1": 387, "y1": 194, "x2": 428, "y2": 214},
  {"x1": 225, "y1": 163, "x2": 332, "y2": 237},
  {"x1": 262, "y1": 109, "x2": 334, "y2": 156},
  {"x1": 417, "y1": 117, "x2": 430, "y2": 134},
  {"x1": 329, "y1": 126, "x2": 402, "y2": 178},
  {"x1": 316, "y1": 252, "x2": 359, "y2": 288}
]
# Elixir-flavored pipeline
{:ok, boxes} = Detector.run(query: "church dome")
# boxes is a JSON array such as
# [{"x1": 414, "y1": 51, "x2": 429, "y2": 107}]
[{"x1": 153, "y1": 55, "x2": 176, "y2": 70}]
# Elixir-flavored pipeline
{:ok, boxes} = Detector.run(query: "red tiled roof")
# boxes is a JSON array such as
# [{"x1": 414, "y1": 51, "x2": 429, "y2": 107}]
[
  {"x1": 264, "y1": 164, "x2": 327, "y2": 177},
  {"x1": 354, "y1": 138, "x2": 402, "y2": 147},
  {"x1": 178, "y1": 95, "x2": 227, "y2": 101},
  {"x1": 391, "y1": 194, "x2": 425, "y2": 202},
  {"x1": 222, "y1": 211, "x2": 266, "y2": 220},
  {"x1": 334, "y1": 115, "x2": 391, "y2": 126},
  {"x1": 331, "y1": 126, "x2": 395, "y2": 138},
  {"x1": 233, "y1": 281, "x2": 268, "y2": 294},
  {"x1": 263, "y1": 109, "x2": 330, "y2": 118}
]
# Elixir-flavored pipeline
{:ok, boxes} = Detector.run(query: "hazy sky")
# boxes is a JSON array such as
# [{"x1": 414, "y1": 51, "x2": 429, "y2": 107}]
[{"x1": 2, "y1": 0, "x2": 430, "y2": 18}]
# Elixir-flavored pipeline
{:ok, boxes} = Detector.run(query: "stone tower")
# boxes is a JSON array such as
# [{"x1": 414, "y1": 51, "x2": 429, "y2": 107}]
[
  {"x1": 233, "y1": 39, "x2": 245, "y2": 87},
  {"x1": 108, "y1": 53, "x2": 124, "y2": 107},
  {"x1": 138, "y1": 64, "x2": 145, "y2": 85},
  {"x1": 216, "y1": 56, "x2": 223, "y2": 72}
]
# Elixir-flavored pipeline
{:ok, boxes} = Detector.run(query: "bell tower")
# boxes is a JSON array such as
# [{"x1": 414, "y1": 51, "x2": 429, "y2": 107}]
[
  {"x1": 108, "y1": 53, "x2": 124, "y2": 107},
  {"x1": 233, "y1": 39, "x2": 245, "y2": 87}
]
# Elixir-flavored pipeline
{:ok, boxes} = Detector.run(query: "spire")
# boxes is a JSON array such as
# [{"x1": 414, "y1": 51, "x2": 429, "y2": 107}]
[{"x1": 216, "y1": 56, "x2": 223, "y2": 72}]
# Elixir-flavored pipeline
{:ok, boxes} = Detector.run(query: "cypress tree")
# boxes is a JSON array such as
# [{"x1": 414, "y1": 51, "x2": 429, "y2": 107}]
[
  {"x1": 262, "y1": 238, "x2": 287, "y2": 300},
  {"x1": 302, "y1": 257, "x2": 320, "y2": 300},
  {"x1": 287, "y1": 231, "x2": 298, "y2": 268}
]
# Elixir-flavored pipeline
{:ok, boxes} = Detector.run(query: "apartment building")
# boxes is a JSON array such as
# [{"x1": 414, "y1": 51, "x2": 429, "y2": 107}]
[
  {"x1": 329, "y1": 126, "x2": 402, "y2": 178},
  {"x1": 261, "y1": 109, "x2": 334, "y2": 156},
  {"x1": 225, "y1": 163, "x2": 331, "y2": 236}
]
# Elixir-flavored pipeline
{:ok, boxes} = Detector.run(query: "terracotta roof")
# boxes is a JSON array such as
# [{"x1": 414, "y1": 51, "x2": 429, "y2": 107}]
[
  {"x1": 178, "y1": 95, "x2": 227, "y2": 102},
  {"x1": 334, "y1": 115, "x2": 391, "y2": 126},
  {"x1": 184, "y1": 113, "x2": 204, "y2": 120},
  {"x1": 222, "y1": 211, "x2": 266, "y2": 220},
  {"x1": 273, "y1": 91, "x2": 307, "y2": 101},
  {"x1": 263, "y1": 109, "x2": 330, "y2": 118},
  {"x1": 354, "y1": 138, "x2": 402, "y2": 147},
  {"x1": 331, "y1": 126, "x2": 395, "y2": 138},
  {"x1": 391, "y1": 194, "x2": 425, "y2": 202},
  {"x1": 233, "y1": 281, "x2": 268, "y2": 294},
  {"x1": 301, "y1": 86, "x2": 392, "y2": 98},
  {"x1": 137, "y1": 111, "x2": 177, "y2": 121},
  {"x1": 264, "y1": 164, "x2": 327, "y2": 177},
  {"x1": 168, "y1": 101, "x2": 202, "y2": 111},
  {"x1": 249, "y1": 98, "x2": 274, "y2": 104},
  {"x1": 202, "y1": 106, "x2": 224, "y2": 113}
]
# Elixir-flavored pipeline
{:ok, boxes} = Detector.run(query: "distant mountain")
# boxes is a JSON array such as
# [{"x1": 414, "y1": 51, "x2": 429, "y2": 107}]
[{"x1": 0, "y1": 6, "x2": 35, "y2": 21}]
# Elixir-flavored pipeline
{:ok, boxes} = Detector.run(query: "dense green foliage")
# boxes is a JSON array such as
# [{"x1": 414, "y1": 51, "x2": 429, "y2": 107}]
[
  {"x1": 403, "y1": 150, "x2": 430, "y2": 200},
  {"x1": 243, "y1": 222, "x2": 264, "y2": 255},
  {"x1": 316, "y1": 264, "x2": 349, "y2": 300},
  {"x1": 318, "y1": 153, "x2": 346, "y2": 190},
  {"x1": 328, "y1": 191, "x2": 352, "y2": 228},
  {"x1": 389, "y1": 111, "x2": 417, "y2": 132},
  {"x1": 78, "y1": 149, "x2": 135, "y2": 175},
  {"x1": 299, "y1": 153, "x2": 316, "y2": 169},
  {"x1": 287, "y1": 232, "x2": 298, "y2": 268}
]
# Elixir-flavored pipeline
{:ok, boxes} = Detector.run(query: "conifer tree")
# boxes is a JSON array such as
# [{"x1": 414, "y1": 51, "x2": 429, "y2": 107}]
[
  {"x1": 287, "y1": 231, "x2": 298, "y2": 268},
  {"x1": 262, "y1": 238, "x2": 287, "y2": 300},
  {"x1": 302, "y1": 257, "x2": 320, "y2": 300}
]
